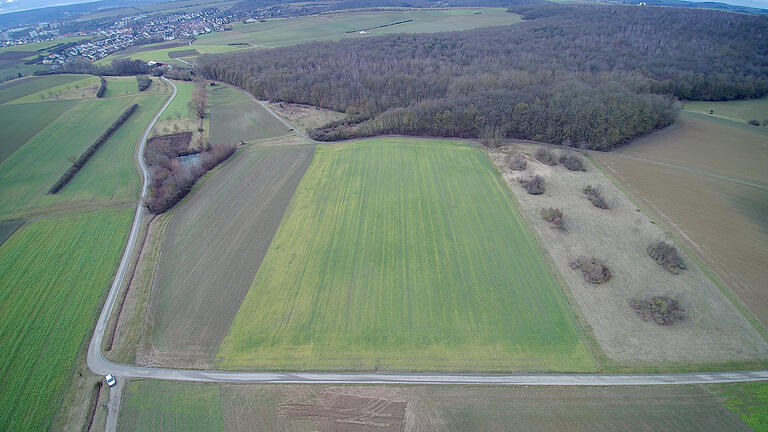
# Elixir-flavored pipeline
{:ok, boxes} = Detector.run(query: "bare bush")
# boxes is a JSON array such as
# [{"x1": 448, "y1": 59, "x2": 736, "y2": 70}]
[
  {"x1": 518, "y1": 174, "x2": 545, "y2": 195},
  {"x1": 569, "y1": 256, "x2": 611, "y2": 284},
  {"x1": 508, "y1": 152, "x2": 527, "y2": 171},
  {"x1": 534, "y1": 148, "x2": 557, "y2": 165},
  {"x1": 583, "y1": 184, "x2": 609, "y2": 209},
  {"x1": 559, "y1": 151, "x2": 586, "y2": 171},
  {"x1": 187, "y1": 81, "x2": 208, "y2": 119},
  {"x1": 540, "y1": 207, "x2": 566, "y2": 232},
  {"x1": 630, "y1": 296, "x2": 686, "y2": 325},
  {"x1": 647, "y1": 241, "x2": 686, "y2": 274}
]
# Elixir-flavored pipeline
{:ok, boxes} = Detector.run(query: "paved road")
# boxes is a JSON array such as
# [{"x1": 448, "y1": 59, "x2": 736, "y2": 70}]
[{"x1": 88, "y1": 77, "x2": 768, "y2": 429}]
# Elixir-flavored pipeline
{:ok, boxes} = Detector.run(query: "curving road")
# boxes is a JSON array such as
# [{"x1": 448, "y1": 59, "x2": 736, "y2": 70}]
[{"x1": 88, "y1": 77, "x2": 768, "y2": 429}]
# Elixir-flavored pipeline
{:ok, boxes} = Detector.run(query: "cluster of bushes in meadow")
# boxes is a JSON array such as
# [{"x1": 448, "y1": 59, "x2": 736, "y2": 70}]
[
  {"x1": 96, "y1": 77, "x2": 106, "y2": 98},
  {"x1": 48, "y1": 104, "x2": 138, "y2": 194},
  {"x1": 144, "y1": 132, "x2": 235, "y2": 213},
  {"x1": 137, "y1": 76, "x2": 152, "y2": 92},
  {"x1": 200, "y1": 4, "x2": 768, "y2": 149}
]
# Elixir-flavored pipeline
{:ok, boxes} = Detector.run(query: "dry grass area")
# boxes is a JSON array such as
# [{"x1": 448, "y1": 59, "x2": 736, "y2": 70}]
[
  {"x1": 266, "y1": 101, "x2": 345, "y2": 133},
  {"x1": 490, "y1": 144, "x2": 768, "y2": 366},
  {"x1": 593, "y1": 112, "x2": 768, "y2": 328},
  {"x1": 133, "y1": 144, "x2": 314, "y2": 368}
]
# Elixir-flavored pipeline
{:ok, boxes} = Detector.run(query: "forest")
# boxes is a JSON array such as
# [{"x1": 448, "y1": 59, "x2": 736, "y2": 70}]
[{"x1": 199, "y1": 3, "x2": 768, "y2": 149}]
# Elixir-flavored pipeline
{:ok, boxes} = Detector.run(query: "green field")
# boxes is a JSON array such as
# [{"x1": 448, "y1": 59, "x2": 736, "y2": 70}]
[
  {"x1": 197, "y1": 8, "x2": 522, "y2": 48},
  {"x1": 209, "y1": 85, "x2": 290, "y2": 145},
  {"x1": 102, "y1": 75, "x2": 161, "y2": 98},
  {"x1": 119, "y1": 380, "x2": 224, "y2": 431},
  {"x1": 0, "y1": 208, "x2": 133, "y2": 431},
  {"x1": 217, "y1": 138, "x2": 593, "y2": 372},
  {"x1": 685, "y1": 96, "x2": 768, "y2": 124},
  {"x1": 158, "y1": 79, "x2": 195, "y2": 121},
  {"x1": 0, "y1": 74, "x2": 87, "y2": 105},
  {"x1": 0, "y1": 93, "x2": 166, "y2": 219},
  {"x1": 0, "y1": 99, "x2": 76, "y2": 164},
  {"x1": 4, "y1": 75, "x2": 98, "y2": 104},
  {"x1": 713, "y1": 382, "x2": 768, "y2": 431}
]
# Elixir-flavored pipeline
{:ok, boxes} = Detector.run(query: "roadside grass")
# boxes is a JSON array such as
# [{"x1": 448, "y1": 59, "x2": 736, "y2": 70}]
[
  {"x1": 196, "y1": 8, "x2": 521, "y2": 48},
  {"x1": 0, "y1": 99, "x2": 76, "y2": 164},
  {"x1": 158, "y1": 79, "x2": 195, "y2": 121},
  {"x1": 217, "y1": 138, "x2": 594, "y2": 372},
  {"x1": 0, "y1": 208, "x2": 133, "y2": 431},
  {"x1": 3, "y1": 75, "x2": 98, "y2": 104},
  {"x1": 685, "y1": 96, "x2": 768, "y2": 124},
  {"x1": 209, "y1": 85, "x2": 290, "y2": 145},
  {"x1": 711, "y1": 382, "x2": 768, "y2": 432},
  {"x1": 118, "y1": 380, "x2": 223, "y2": 431},
  {"x1": 0, "y1": 94, "x2": 166, "y2": 219},
  {"x1": 0, "y1": 74, "x2": 87, "y2": 105}
]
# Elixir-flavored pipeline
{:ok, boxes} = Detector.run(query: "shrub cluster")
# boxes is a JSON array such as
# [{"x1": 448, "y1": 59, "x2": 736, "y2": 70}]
[
  {"x1": 540, "y1": 207, "x2": 566, "y2": 232},
  {"x1": 569, "y1": 256, "x2": 612, "y2": 284},
  {"x1": 144, "y1": 133, "x2": 236, "y2": 214},
  {"x1": 647, "y1": 241, "x2": 687, "y2": 274},
  {"x1": 48, "y1": 104, "x2": 138, "y2": 194},
  {"x1": 518, "y1": 174, "x2": 545, "y2": 195},
  {"x1": 137, "y1": 76, "x2": 152, "y2": 92},
  {"x1": 507, "y1": 152, "x2": 527, "y2": 171},
  {"x1": 583, "y1": 184, "x2": 609, "y2": 209},
  {"x1": 96, "y1": 77, "x2": 107, "y2": 98},
  {"x1": 559, "y1": 151, "x2": 586, "y2": 171},
  {"x1": 534, "y1": 148, "x2": 557, "y2": 166},
  {"x1": 630, "y1": 296, "x2": 686, "y2": 325}
]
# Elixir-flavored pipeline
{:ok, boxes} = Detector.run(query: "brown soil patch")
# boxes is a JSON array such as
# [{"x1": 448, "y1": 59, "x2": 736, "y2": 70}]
[
  {"x1": 490, "y1": 143, "x2": 768, "y2": 365},
  {"x1": 266, "y1": 101, "x2": 345, "y2": 133},
  {"x1": 135, "y1": 144, "x2": 315, "y2": 368},
  {"x1": 278, "y1": 393, "x2": 406, "y2": 432}
]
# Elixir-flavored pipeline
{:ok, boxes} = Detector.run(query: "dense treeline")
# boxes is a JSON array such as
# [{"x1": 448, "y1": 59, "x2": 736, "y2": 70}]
[
  {"x1": 145, "y1": 133, "x2": 235, "y2": 213},
  {"x1": 48, "y1": 104, "x2": 138, "y2": 194},
  {"x1": 200, "y1": 4, "x2": 768, "y2": 149},
  {"x1": 96, "y1": 77, "x2": 107, "y2": 98},
  {"x1": 38, "y1": 58, "x2": 153, "y2": 78}
]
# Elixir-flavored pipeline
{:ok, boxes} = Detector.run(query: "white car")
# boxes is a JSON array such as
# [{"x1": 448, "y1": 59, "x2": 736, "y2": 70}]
[{"x1": 105, "y1": 374, "x2": 117, "y2": 387}]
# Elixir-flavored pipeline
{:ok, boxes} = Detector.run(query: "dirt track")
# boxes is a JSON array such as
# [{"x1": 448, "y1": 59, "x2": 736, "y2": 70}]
[{"x1": 137, "y1": 144, "x2": 315, "y2": 368}]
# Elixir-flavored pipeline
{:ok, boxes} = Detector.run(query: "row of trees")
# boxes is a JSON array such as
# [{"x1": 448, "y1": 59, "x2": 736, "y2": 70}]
[
  {"x1": 96, "y1": 77, "x2": 107, "y2": 98},
  {"x1": 187, "y1": 81, "x2": 209, "y2": 120},
  {"x1": 199, "y1": 4, "x2": 768, "y2": 149},
  {"x1": 137, "y1": 76, "x2": 152, "y2": 92},
  {"x1": 48, "y1": 104, "x2": 138, "y2": 194}
]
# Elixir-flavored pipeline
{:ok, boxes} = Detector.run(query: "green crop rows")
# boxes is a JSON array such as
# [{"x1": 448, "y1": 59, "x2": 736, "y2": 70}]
[{"x1": 218, "y1": 138, "x2": 594, "y2": 372}]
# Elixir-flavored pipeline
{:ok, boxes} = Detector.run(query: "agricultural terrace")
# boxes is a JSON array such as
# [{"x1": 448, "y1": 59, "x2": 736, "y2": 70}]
[
  {"x1": 196, "y1": 8, "x2": 522, "y2": 49},
  {"x1": 0, "y1": 209, "x2": 133, "y2": 431},
  {"x1": 2, "y1": 75, "x2": 98, "y2": 104},
  {"x1": 209, "y1": 84, "x2": 290, "y2": 145},
  {"x1": 0, "y1": 88, "x2": 167, "y2": 219},
  {"x1": 594, "y1": 112, "x2": 768, "y2": 328},
  {"x1": 0, "y1": 74, "x2": 86, "y2": 105},
  {"x1": 118, "y1": 381, "x2": 757, "y2": 432},
  {"x1": 217, "y1": 138, "x2": 594, "y2": 372}
]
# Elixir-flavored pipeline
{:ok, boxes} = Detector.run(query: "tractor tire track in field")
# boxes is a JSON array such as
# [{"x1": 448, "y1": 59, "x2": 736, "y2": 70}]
[{"x1": 88, "y1": 78, "x2": 768, "y2": 431}]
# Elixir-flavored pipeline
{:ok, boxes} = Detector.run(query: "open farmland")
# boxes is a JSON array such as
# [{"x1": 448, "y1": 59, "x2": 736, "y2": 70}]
[
  {"x1": 209, "y1": 85, "x2": 290, "y2": 145},
  {"x1": 157, "y1": 79, "x2": 195, "y2": 122},
  {"x1": 0, "y1": 99, "x2": 76, "y2": 163},
  {"x1": 217, "y1": 138, "x2": 594, "y2": 372},
  {"x1": 593, "y1": 112, "x2": 768, "y2": 329},
  {"x1": 0, "y1": 219, "x2": 23, "y2": 246},
  {"x1": 102, "y1": 75, "x2": 163, "y2": 98},
  {"x1": 118, "y1": 381, "x2": 754, "y2": 432},
  {"x1": 491, "y1": 143, "x2": 768, "y2": 367},
  {"x1": 4, "y1": 75, "x2": 98, "y2": 104},
  {"x1": 712, "y1": 382, "x2": 768, "y2": 432},
  {"x1": 135, "y1": 143, "x2": 314, "y2": 367},
  {"x1": 196, "y1": 8, "x2": 521, "y2": 48},
  {"x1": 0, "y1": 93, "x2": 167, "y2": 219},
  {"x1": 685, "y1": 96, "x2": 768, "y2": 124},
  {"x1": 0, "y1": 74, "x2": 86, "y2": 104},
  {"x1": 0, "y1": 208, "x2": 133, "y2": 431}
]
